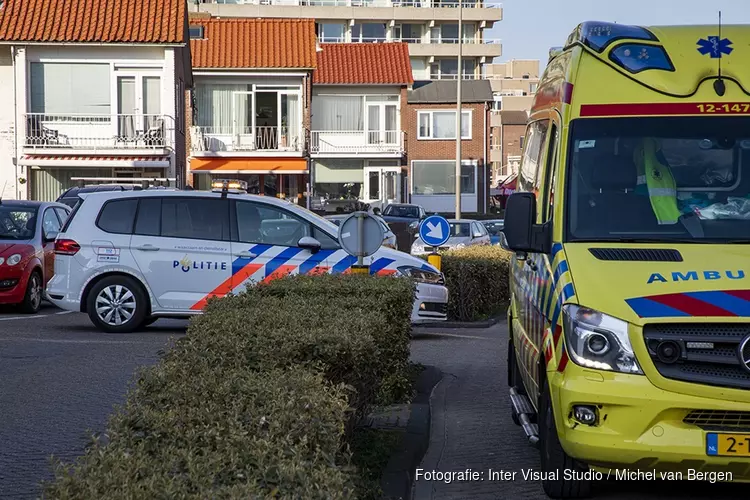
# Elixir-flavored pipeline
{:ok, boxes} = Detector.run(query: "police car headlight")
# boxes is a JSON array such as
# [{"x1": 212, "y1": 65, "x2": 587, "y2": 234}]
[
  {"x1": 562, "y1": 305, "x2": 643, "y2": 375},
  {"x1": 6, "y1": 254, "x2": 22, "y2": 266},
  {"x1": 397, "y1": 266, "x2": 443, "y2": 284}
]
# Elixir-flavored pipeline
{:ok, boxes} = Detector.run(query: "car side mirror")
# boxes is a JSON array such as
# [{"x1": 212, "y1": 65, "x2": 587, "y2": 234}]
[
  {"x1": 298, "y1": 236, "x2": 321, "y2": 253},
  {"x1": 44, "y1": 231, "x2": 58, "y2": 243},
  {"x1": 504, "y1": 192, "x2": 551, "y2": 257}
]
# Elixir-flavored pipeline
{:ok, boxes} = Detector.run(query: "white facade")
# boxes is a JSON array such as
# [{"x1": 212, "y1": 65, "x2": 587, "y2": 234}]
[
  {"x1": 1, "y1": 44, "x2": 186, "y2": 200},
  {"x1": 0, "y1": 46, "x2": 16, "y2": 199},
  {"x1": 311, "y1": 85, "x2": 405, "y2": 211}
]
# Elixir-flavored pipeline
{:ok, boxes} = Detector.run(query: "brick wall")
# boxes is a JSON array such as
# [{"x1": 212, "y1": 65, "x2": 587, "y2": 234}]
[
  {"x1": 502, "y1": 123, "x2": 526, "y2": 162},
  {"x1": 404, "y1": 101, "x2": 487, "y2": 162}
]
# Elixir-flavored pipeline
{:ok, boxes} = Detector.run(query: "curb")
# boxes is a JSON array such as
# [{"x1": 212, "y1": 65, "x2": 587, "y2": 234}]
[
  {"x1": 416, "y1": 315, "x2": 503, "y2": 329},
  {"x1": 380, "y1": 366, "x2": 443, "y2": 500}
]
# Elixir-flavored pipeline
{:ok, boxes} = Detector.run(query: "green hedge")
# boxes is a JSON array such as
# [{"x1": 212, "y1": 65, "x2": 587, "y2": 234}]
[
  {"x1": 441, "y1": 245, "x2": 512, "y2": 322},
  {"x1": 44, "y1": 274, "x2": 416, "y2": 499}
]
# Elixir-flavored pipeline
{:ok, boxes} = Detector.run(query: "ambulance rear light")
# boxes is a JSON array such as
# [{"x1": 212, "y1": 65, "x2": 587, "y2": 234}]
[
  {"x1": 569, "y1": 21, "x2": 658, "y2": 53},
  {"x1": 609, "y1": 44, "x2": 675, "y2": 74}
]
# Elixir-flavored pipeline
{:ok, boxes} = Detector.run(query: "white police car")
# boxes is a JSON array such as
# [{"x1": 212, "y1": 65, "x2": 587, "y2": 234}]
[{"x1": 46, "y1": 190, "x2": 448, "y2": 333}]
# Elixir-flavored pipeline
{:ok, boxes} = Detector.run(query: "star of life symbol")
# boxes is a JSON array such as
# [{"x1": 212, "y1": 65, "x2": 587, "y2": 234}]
[{"x1": 697, "y1": 36, "x2": 733, "y2": 58}]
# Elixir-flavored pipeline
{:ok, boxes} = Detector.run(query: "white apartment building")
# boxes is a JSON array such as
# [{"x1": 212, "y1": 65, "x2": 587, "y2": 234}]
[
  {"x1": 0, "y1": 0, "x2": 191, "y2": 201},
  {"x1": 190, "y1": 0, "x2": 503, "y2": 81}
]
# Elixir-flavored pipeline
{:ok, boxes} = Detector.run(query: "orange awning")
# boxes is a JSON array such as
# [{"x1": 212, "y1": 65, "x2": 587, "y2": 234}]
[{"x1": 190, "y1": 158, "x2": 308, "y2": 174}]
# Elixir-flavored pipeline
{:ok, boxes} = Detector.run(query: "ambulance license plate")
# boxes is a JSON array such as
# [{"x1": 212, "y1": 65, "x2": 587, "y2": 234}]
[{"x1": 706, "y1": 433, "x2": 750, "y2": 457}]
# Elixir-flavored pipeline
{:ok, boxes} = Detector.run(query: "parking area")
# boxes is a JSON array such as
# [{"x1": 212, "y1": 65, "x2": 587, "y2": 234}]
[{"x1": 0, "y1": 305, "x2": 187, "y2": 499}]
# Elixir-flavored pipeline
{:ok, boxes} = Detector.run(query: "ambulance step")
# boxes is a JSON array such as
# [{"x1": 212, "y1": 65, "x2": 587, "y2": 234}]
[{"x1": 510, "y1": 388, "x2": 540, "y2": 448}]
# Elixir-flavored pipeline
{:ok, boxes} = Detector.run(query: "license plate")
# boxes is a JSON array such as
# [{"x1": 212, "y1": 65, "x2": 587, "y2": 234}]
[{"x1": 706, "y1": 433, "x2": 750, "y2": 457}]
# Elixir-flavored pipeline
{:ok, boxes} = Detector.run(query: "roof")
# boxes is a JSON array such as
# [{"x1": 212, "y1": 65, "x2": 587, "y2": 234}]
[
  {"x1": 408, "y1": 80, "x2": 493, "y2": 104},
  {"x1": 0, "y1": 0, "x2": 186, "y2": 44},
  {"x1": 314, "y1": 43, "x2": 413, "y2": 85},
  {"x1": 499, "y1": 111, "x2": 529, "y2": 125},
  {"x1": 191, "y1": 19, "x2": 316, "y2": 69}
]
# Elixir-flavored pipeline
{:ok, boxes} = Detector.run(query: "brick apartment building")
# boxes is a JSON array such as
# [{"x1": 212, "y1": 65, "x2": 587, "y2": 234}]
[
  {"x1": 491, "y1": 110, "x2": 528, "y2": 185},
  {"x1": 405, "y1": 80, "x2": 492, "y2": 214}
]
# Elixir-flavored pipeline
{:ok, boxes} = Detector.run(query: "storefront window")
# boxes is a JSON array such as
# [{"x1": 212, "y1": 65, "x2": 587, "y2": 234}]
[{"x1": 412, "y1": 161, "x2": 476, "y2": 195}]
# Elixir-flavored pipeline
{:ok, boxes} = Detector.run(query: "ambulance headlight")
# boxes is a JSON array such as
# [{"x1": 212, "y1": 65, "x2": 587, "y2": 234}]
[
  {"x1": 562, "y1": 305, "x2": 643, "y2": 375},
  {"x1": 397, "y1": 266, "x2": 443, "y2": 284}
]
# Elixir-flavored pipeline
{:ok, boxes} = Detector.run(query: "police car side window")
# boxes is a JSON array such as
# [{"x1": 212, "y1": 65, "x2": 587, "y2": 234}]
[
  {"x1": 236, "y1": 201, "x2": 339, "y2": 249},
  {"x1": 96, "y1": 199, "x2": 139, "y2": 234},
  {"x1": 161, "y1": 198, "x2": 229, "y2": 241}
]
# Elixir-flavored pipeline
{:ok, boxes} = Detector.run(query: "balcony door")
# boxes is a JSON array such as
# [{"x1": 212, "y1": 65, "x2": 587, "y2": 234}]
[
  {"x1": 232, "y1": 91, "x2": 253, "y2": 149},
  {"x1": 366, "y1": 101, "x2": 398, "y2": 145},
  {"x1": 364, "y1": 163, "x2": 401, "y2": 205},
  {"x1": 115, "y1": 72, "x2": 161, "y2": 140}
]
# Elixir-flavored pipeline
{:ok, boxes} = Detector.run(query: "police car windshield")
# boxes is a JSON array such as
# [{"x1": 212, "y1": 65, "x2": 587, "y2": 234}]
[{"x1": 565, "y1": 117, "x2": 750, "y2": 243}]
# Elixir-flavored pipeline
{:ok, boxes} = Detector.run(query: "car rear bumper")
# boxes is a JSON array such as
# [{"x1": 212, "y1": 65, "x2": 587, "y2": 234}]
[{"x1": 412, "y1": 282, "x2": 448, "y2": 323}]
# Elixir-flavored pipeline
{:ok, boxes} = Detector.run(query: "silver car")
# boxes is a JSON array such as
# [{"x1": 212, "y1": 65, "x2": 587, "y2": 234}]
[
  {"x1": 411, "y1": 219, "x2": 491, "y2": 256},
  {"x1": 324, "y1": 214, "x2": 398, "y2": 249}
]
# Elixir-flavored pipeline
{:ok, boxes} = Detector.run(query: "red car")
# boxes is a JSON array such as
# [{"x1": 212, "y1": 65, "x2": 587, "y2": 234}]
[{"x1": 0, "y1": 200, "x2": 71, "y2": 313}]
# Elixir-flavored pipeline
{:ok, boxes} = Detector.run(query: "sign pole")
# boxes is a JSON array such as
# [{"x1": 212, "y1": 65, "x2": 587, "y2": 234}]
[
  {"x1": 427, "y1": 246, "x2": 442, "y2": 272},
  {"x1": 353, "y1": 212, "x2": 369, "y2": 274},
  {"x1": 455, "y1": 0, "x2": 463, "y2": 221}
]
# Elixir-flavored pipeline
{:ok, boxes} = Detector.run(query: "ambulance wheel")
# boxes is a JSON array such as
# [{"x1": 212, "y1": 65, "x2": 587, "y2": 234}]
[
  {"x1": 508, "y1": 339, "x2": 524, "y2": 426},
  {"x1": 539, "y1": 380, "x2": 591, "y2": 499},
  {"x1": 86, "y1": 276, "x2": 148, "y2": 334}
]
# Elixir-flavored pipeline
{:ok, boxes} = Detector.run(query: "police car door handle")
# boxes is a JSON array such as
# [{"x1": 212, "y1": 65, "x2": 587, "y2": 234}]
[
  {"x1": 234, "y1": 251, "x2": 256, "y2": 258},
  {"x1": 134, "y1": 244, "x2": 160, "y2": 251}
]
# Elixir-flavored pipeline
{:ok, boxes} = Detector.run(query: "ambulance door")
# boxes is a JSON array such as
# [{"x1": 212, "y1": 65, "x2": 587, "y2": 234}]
[
  {"x1": 229, "y1": 200, "x2": 338, "y2": 293},
  {"x1": 130, "y1": 196, "x2": 232, "y2": 312}
]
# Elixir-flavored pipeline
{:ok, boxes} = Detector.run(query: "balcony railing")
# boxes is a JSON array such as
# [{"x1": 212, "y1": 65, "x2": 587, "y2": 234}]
[
  {"x1": 24, "y1": 113, "x2": 171, "y2": 151},
  {"x1": 201, "y1": 0, "x2": 501, "y2": 8},
  {"x1": 318, "y1": 37, "x2": 501, "y2": 44},
  {"x1": 191, "y1": 125, "x2": 304, "y2": 153},
  {"x1": 311, "y1": 130, "x2": 404, "y2": 155},
  {"x1": 430, "y1": 73, "x2": 480, "y2": 80}
]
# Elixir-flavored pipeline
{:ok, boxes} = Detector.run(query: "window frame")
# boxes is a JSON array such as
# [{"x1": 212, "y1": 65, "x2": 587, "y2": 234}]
[
  {"x1": 157, "y1": 196, "x2": 231, "y2": 243},
  {"x1": 42, "y1": 207, "x2": 62, "y2": 238},
  {"x1": 95, "y1": 198, "x2": 139, "y2": 235},
  {"x1": 416, "y1": 109, "x2": 473, "y2": 140}
]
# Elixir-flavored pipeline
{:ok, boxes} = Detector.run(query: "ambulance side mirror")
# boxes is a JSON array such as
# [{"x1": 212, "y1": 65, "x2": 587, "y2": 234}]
[{"x1": 504, "y1": 192, "x2": 551, "y2": 256}]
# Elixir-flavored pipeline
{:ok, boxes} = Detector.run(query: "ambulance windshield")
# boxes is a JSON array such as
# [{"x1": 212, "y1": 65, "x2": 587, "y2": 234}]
[{"x1": 566, "y1": 116, "x2": 750, "y2": 243}]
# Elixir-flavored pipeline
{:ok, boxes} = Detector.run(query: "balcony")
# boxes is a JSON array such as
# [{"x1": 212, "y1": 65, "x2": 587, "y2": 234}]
[
  {"x1": 199, "y1": 0, "x2": 501, "y2": 8},
  {"x1": 311, "y1": 130, "x2": 404, "y2": 156},
  {"x1": 24, "y1": 113, "x2": 171, "y2": 154},
  {"x1": 190, "y1": 125, "x2": 304, "y2": 155}
]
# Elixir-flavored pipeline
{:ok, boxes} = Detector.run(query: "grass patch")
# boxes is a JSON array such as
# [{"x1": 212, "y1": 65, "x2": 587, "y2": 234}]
[{"x1": 350, "y1": 428, "x2": 404, "y2": 500}]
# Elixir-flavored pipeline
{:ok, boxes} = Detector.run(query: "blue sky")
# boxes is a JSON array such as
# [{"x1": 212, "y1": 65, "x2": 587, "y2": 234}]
[{"x1": 488, "y1": 0, "x2": 750, "y2": 71}]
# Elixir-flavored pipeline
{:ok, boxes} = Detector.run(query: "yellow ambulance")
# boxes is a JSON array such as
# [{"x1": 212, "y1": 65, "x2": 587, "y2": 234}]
[{"x1": 502, "y1": 20, "x2": 750, "y2": 497}]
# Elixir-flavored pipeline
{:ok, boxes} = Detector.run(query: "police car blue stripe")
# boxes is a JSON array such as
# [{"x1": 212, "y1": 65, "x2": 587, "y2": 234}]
[
  {"x1": 264, "y1": 247, "x2": 304, "y2": 278},
  {"x1": 332, "y1": 254, "x2": 357, "y2": 274},
  {"x1": 231, "y1": 244, "x2": 274, "y2": 275},
  {"x1": 298, "y1": 249, "x2": 336, "y2": 275},
  {"x1": 369, "y1": 257, "x2": 396, "y2": 274},
  {"x1": 625, "y1": 297, "x2": 690, "y2": 318},
  {"x1": 684, "y1": 291, "x2": 750, "y2": 317}
]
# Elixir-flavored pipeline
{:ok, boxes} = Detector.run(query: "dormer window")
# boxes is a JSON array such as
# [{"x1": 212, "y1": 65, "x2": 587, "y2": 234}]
[{"x1": 189, "y1": 26, "x2": 204, "y2": 39}]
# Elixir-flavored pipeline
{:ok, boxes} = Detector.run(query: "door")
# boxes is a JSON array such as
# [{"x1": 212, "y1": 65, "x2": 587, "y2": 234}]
[
  {"x1": 279, "y1": 92, "x2": 300, "y2": 150},
  {"x1": 366, "y1": 102, "x2": 399, "y2": 145},
  {"x1": 364, "y1": 165, "x2": 402, "y2": 204},
  {"x1": 232, "y1": 91, "x2": 253, "y2": 149},
  {"x1": 40, "y1": 207, "x2": 63, "y2": 283},
  {"x1": 230, "y1": 200, "x2": 339, "y2": 292},
  {"x1": 129, "y1": 196, "x2": 232, "y2": 311},
  {"x1": 115, "y1": 73, "x2": 162, "y2": 141}
]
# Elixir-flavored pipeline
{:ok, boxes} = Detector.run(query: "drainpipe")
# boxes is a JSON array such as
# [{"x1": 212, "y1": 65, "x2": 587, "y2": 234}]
[
  {"x1": 483, "y1": 102, "x2": 488, "y2": 214},
  {"x1": 11, "y1": 45, "x2": 18, "y2": 200}
]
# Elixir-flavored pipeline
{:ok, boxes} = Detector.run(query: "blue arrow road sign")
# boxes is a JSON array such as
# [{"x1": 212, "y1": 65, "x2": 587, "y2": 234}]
[{"x1": 419, "y1": 215, "x2": 451, "y2": 247}]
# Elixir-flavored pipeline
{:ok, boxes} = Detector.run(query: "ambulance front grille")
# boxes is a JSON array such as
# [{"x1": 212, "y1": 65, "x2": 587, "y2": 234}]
[
  {"x1": 643, "y1": 323, "x2": 750, "y2": 391},
  {"x1": 684, "y1": 410, "x2": 750, "y2": 432},
  {"x1": 589, "y1": 248, "x2": 683, "y2": 262}
]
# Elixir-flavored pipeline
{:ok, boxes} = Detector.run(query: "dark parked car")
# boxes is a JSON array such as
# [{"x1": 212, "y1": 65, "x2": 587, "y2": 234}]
[
  {"x1": 56, "y1": 184, "x2": 144, "y2": 208},
  {"x1": 380, "y1": 203, "x2": 427, "y2": 227},
  {"x1": 481, "y1": 219, "x2": 505, "y2": 245},
  {"x1": 0, "y1": 200, "x2": 71, "y2": 312}
]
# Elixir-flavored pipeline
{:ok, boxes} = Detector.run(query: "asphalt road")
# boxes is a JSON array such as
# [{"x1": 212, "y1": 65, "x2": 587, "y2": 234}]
[
  {"x1": 0, "y1": 304, "x2": 187, "y2": 499},
  {"x1": 410, "y1": 323, "x2": 746, "y2": 500}
]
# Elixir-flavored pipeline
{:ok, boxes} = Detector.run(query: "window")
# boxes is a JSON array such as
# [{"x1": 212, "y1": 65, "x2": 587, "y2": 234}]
[
  {"x1": 0, "y1": 207, "x2": 37, "y2": 240},
  {"x1": 235, "y1": 201, "x2": 338, "y2": 249},
  {"x1": 318, "y1": 22, "x2": 345, "y2": 42},
  {"x1": 352, "y1": 23, "x2": 386, "y2": 42},
  {"x1": 412, "y1": 161, "x2": 476, "y2": 195},
  {"x1": 313, "y1": 159, "x2": 364, "y2": 201},
  {"x1": 194, "y1": 83, "x2": 252, "y2": 131},
  {"x1": 542, "y1": 124, "x2": 559, "y2": 222},
  {"x1": 42, "y1": 208, "x2": 62, "y2": 237},
  {"x1": 54, "y1": 208, "x2": 70, "y2": 226},
  {"x1": 312, "y1": 95, "x2": 364, "y2": 131},
  {"x1": 417, "y1": 111, "x2": 471, "y2": 140},
  {"x1": 30, "y1": 62, "x2": 111, "y2": 115},
  {"x1": 189, "y1": 26, "x2": 204, "y2": 39},
  {"x1": 161, "y1": 198, "x2": 229, "y2": 241},
  {"x1": 96, "y1": 199, "x2": 138, "y2": 234},
  {"x1": 517, "y1": 120, "x2": 549, "y2": 194},
  {"x1": 567, "y1": 116, "x2": 750, "y2": 243},
  {"x1": 134, "y1": 198, "x2": 162, "y2": 236}
]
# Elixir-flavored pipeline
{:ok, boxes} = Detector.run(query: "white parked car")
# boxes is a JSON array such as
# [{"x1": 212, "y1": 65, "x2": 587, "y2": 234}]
[
  {"x1": 411, "y1": 219, "x2": 491, "y2": 256},
  {"x1": 47, "y1": 190, "x2": 448, "y2": 333}
]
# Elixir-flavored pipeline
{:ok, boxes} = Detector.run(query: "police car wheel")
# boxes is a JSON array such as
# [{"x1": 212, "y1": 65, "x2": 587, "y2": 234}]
[
  {"x1": 87, "y1": 276, "x2": 148, "y2": 334},
  {"x1": 539, "y1": 381, "x2": 591, "y2": 499}
]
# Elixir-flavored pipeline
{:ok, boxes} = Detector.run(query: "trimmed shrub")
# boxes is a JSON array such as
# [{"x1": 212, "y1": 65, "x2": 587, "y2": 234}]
[
  {"x1": 441, "y1": 245, "x2": 512, "y2": 322},
  {"x1": 44, "y1": 367, "x2": 356, "y2": 499}
]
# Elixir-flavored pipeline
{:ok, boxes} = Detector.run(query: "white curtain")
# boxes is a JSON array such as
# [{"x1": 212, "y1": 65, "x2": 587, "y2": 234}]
[
  {"x1": 285, "y1": 93, "x2": 299, "y2": 144},
  {"x1": 195, "y1": 84, "x2": 249, "y2": 133},
  {"x1": 312, "y1": 95, "x2": 363, "y2": 131},
  {"x1": 29, "y1": 62, "x2": 111, "y2": 115},
  {"x1": 143, "y1": 76, "x2": 161, "y2": 129}
]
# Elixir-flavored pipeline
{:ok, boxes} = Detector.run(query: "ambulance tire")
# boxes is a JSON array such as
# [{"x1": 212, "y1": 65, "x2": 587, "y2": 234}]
[
  {"x1": 539, "y1": 380, "x2": 591, "y2": 499},
  {"x1": 86, "y1": 275, "x2": 148, "y2": 334}
]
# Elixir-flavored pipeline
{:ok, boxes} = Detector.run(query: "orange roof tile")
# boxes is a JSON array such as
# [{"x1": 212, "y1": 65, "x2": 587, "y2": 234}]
[
  {"x1": 0, "y1": 0, "x2": 186, "y2": 44},
  {"x1": 314, "y1": 43, "x2": 413, "y2": 85},
  {"x1": 191, "y1": 19, "x2": 317, "y2": 70}
]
